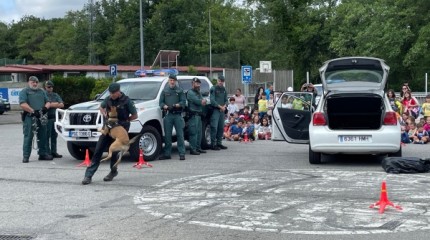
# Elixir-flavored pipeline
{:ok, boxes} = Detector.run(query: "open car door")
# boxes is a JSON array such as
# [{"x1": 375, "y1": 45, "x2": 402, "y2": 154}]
[{"x1": 272, "y1": 92, "x2": 313, "y2": 143}]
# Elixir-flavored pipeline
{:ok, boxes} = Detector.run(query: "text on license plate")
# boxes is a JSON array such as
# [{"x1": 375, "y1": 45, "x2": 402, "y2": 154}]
[
  {"x1": 339, "y1": 135, "x2": 372, "y2": 143},
  {"x1": 69, "y1": 130, "x2": 92, "y2": 137}
]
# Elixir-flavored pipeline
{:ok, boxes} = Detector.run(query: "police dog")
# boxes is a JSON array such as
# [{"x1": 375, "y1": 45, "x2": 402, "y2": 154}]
[{"x1": 100, "y1": 106, "x2": 140, "y2": 168}]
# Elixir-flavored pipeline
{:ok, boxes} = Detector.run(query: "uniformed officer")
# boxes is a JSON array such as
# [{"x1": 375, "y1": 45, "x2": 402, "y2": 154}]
[
  {"x1": 159, "y1": 74, "x2": 186, "y2": 160},
  {"x1": 82, "y1": 82, "x2": 137, "y2": 185},
  {"x1": 187, "y1": 77, "x2": 207, "y2": 155},
  {"x1": 44, "y1": 80, "x2": 64, "y2": 158},
  {"x1": 210, "y1": 75, "x2": 228, "y2": 150},
  {"x1": 19, "y1": 76, "x2": 52, "y2": 163}
]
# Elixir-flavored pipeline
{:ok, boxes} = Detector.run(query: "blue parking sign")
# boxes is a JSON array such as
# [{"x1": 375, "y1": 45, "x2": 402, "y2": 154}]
[
  {"x1": 109, "y1": 64, "x2": 117, "y2": 76},
  {"x1": 242, "y1": 66, "x2": 252, "y2": 84}
]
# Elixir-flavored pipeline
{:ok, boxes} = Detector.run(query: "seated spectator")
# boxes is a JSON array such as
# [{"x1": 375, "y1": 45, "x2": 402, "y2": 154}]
[
  {"x1": 292, "y1": 96, "x2": 304, "y2": 110},
  {"x1": 230, "y1": 119, "x2": 244, "y2": 141},
  {"x1": 280, "y1": 96, "x2": 293, "y2": 109},
  {"x1": 413, "y1": 123, "x2": 429, "y2": 144},
  {"x1": 233, "y1": 111, "x2": 240, "y2": 122},
  {"x1": 401, "y1": 126, "x2": 410, "y2": 144},
  {"x1": 257, "y1": 117, "x2": 272, "y2": 140},
  {"x1": 227, "y1": 97, "x2": 239, "y2": 116},
  {"x1": 407, "y1": 121, "x2": 418, "y2": 143},
  {"x1": 241, "y1": 106, "x2": 252, "y2": 122},
  {"x1": 241, "y1": 119, "x2": 255, "y2": 141},
  {"x1": 252, "y1": 115, "x2": 260, "y2": 139},
  {"x1": 223, "y1": 116, "x2": 235, "y2": 140},
  {"x1": 387, "y1": 89, "x2": 401, "y2": 113},
  {"x1": 399, "y1": 112, "x2": 409, "y2": 129},
  {"x1": 402, "y1": 91, "x2": 419, "y2": 118},
  {"x1": 424, "y1": 117, "x2": 430, "y2": 132}
]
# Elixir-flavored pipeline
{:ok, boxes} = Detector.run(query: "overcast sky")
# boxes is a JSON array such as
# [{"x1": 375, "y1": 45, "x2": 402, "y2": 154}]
[{"x1": 0, "y1": 0, "x2": 88, "y2": 24}]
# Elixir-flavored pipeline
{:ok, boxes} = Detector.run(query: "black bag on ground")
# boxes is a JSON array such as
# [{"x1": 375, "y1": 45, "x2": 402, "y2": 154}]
[{"x1": 382, "y1": 157, "x2": 430, "y2": 174}]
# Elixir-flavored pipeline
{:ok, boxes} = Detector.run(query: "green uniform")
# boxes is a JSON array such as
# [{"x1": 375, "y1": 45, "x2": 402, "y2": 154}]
[
  {"x1": 19, "y1": 87, "x2": 50, "y2": 158},
  {"x1": 159, "y1": 85, "x2": 186, "y2": 157},
  {"x1": 45, "y1": 91, "x2": 63, "y2": 155},
  {"x1": 210, "y1": 85, "x2": 228, "y2": 146},
  {"x1": 187, "y1": 88, "x2": 204, "y2": 152}
]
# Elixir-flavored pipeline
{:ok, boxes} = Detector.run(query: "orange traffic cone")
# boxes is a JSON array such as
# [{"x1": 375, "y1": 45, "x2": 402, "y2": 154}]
[
  {"x1": 369, "y1": 180, "x2": 402, "y2": 214},
  {"x1": 133, "y1": 149, "x2": 153, "y2": 169},
  {"x1": 77, "y1": 149, "x2": 91, "y2": 167},
  {"x1": 240, "y1": 132, "x2": 251, "y2": 143}
]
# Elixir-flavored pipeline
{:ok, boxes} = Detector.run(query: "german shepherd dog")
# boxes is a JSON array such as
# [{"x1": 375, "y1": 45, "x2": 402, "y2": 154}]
[{"x1": 100, "y1": 106, "x2": 141, "y2": 168}]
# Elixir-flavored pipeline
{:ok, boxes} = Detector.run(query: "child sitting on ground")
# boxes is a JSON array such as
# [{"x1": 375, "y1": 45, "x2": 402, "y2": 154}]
[
  {"x1": 407, "y1": 121, "x2": 418, "y2": 143},
  {"x1": 229, "y1": 119, "x2": 244, "y2": 141},
  {"x1": 413, "y1": 123, "x2": 429, "y2": 144},
  {"x1": 223, "y1": 116, "x2": 235, "y2": 140},
  {"x1": 257, "y1": 117, "x2": 272, "y2": 140},
  {"x1": 241, "y1": 119, "x2": 255, "y2": 141}
]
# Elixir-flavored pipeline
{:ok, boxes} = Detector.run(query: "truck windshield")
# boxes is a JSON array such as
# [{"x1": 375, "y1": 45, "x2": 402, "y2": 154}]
[{"x1": 98, "y1": 81, "x2": 162, "y2": 101}]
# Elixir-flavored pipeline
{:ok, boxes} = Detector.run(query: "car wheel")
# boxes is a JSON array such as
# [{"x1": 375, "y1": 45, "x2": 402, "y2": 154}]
[
  {"x1": 138, "y1": 125, "x2": 162, "y2": 161},
  {"x1": 388, "y1": 147, "x2": 402, "y2": 157},
  {"x1": 201, "y1": 120, "x2": 211, "y2": 150},
  {"x1": 309, "y1": 144, "x2": 322, "y2": 164},
  {"x1": 0, "y1": 111, "x2": 4, "y2": 115},
  {"x1": 67, "y1": 142, "x2": 94, "y2": 160}
]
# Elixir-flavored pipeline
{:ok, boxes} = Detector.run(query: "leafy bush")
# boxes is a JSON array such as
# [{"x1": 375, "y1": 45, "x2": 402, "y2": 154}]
[{"x1": 51, "y1": 76, "x2": 96, "y2": 108}]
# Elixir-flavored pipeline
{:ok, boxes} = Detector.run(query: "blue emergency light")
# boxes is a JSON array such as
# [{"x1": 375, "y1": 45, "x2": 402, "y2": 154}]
[{"x1": 135, "y1": 69, "x2": 179, "y2": 77}]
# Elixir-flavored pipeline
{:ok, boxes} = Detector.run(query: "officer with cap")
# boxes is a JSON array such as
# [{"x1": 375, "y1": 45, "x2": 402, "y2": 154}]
[
  {"x1": 159, "y1": 74, "x2": 186, "y2": 160},
  {"x1": 82, "y1": 82, "x2": 137, "y2": 185},
  {"x1": 44, "y1": 80, "x2": 64, "y2": 158},
  {"x1": 209, "y1": 75, "x2": 228, "y2": 150},
  {"x1": 187, "y1": 77, "x2": 207, "y2": 155},
  {"x1": 19, "y1": 76, "x2": 52, "y2": 163}
]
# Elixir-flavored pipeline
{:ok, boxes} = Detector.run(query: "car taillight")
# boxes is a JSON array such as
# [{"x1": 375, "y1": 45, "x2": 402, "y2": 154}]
[
  {"x1": 313, "y1": 112, "x2": 327, "y2": 126},
  {"x1": 383, "y1": 112, "x2": 398, "y2": 125}
]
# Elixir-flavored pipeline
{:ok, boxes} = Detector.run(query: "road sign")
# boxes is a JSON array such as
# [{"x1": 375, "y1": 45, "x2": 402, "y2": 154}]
[
  {"x1": 109, "y1": 64, "x2": 117, "y2": 76},
  {"x1": 242, "y1": 65, "x2": 252, "y2": 84}
]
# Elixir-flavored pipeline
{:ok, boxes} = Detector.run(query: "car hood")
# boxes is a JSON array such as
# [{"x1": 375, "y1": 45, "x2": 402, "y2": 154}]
[
  {"x1": 319, "y1": 57, "x2": 389, "y2": 92},
  {"x1": 68, "y1": 99, "x2": 149, "y2": 111}
]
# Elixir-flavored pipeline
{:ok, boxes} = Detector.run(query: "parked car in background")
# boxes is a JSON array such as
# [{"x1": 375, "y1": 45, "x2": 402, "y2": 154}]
[
  {"x1": 272, "y1": 57, "x2": 401, "y2": 164},
  {"x1": 0, "y1": 98, "x2": 11, "y2": 114},
  {"x1": 313, "y1": 84, "x2": 323, "y2": 105}
]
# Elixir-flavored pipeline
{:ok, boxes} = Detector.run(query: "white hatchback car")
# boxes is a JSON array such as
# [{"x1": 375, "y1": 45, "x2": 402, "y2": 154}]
[{"x1": 272, "y1": 57, "x2": 401, "y2": 164}]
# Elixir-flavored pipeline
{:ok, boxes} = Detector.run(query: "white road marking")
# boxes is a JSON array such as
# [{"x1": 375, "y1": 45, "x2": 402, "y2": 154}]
[{"x1": 134, "y1": 170, "x2": 430, "y2": 234}]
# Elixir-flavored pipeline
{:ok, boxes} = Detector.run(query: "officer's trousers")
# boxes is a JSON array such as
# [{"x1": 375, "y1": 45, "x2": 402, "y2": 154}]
[
  {"x1": 162, "y1": 113, "x2": 185, "y2": 156},
  {"x1": 22, "y1": 116, "x2": 48, "y2": 157},
  {"x1": 46, "y1": 118, "x2": 58, "y2": 154},
  {"x1": 188, "y1": 115, "x2": 202, "y2": 152},
  {"x1": 85, "y1": 134, "x2": 119, "y2": 178},
  {"x1": 210, "y1": 109, "x2": 224, "y2": 146}
]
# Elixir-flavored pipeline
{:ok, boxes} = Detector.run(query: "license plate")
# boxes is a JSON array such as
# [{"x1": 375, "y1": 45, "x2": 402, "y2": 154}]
[
  {"x1": 69, "y1": 130, "x2": 92, "y2": 137},
  {"x1": 339, "y1": 135, "x2": 372, "y2": 143}
]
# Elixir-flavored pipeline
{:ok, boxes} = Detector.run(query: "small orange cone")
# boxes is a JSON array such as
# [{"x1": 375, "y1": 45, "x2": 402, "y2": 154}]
[
  {"x1": 369, "y1": 180, "x2": 402, "y2": 214},
  {"x1": 240, "y1": 132, "x2": 251, "y2": 143},
  {"x1": 77, "y1": 149, "x2": 91, "y2": 167},
  {"x1": 133, "y1": 149, "x2": 153, "y2": 169}
]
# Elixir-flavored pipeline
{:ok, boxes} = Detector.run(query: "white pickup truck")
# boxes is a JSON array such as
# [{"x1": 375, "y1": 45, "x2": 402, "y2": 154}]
[{"x1": 55, "y1": 75, "x2": 213, "y2": 161}]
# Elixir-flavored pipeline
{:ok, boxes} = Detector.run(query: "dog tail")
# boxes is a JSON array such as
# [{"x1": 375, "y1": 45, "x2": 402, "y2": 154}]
[{"x1": 128, "y1": 134, "x2": 142, "y2": 146}]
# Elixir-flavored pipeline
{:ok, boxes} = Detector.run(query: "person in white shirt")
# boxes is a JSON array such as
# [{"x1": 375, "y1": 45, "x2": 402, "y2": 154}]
[
  {"x1": 227, "y1": 97, "x2": 239, "y2": 116},
  {"x1": 233, "y1": 88, "x2": 246, "y2": 113}
]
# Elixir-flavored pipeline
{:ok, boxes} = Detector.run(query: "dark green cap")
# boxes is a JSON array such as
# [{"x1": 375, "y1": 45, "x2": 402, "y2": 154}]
[
  {"x1": 169, "y1": 74, "x2": 177, "y2": 80},
  {"x1": 218, "y1": 75, "x2": 225, "y2": 81},
  {"x1": 192, "y1": 77, "x2": 201, "y2": 83},
  {"x1": 45, "y1": 80, "x2": 54, "y2": 87},
  {"x1": 108, "y1": 82, "x2": 120, "y2": 92}
]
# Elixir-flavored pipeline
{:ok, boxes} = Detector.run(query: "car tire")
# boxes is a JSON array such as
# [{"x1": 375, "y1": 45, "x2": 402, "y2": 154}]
[
  {"x1": 201, "y1": 120, "x2": 211, "y2": 150},
  {"x1": 388, "y1": 147, "x2": 402, "y2": 157},
  {"x1": 309, "y1": 144, "x2": 322, "y2": 164},
  {"x1": 138, "y1": 125, "x2": 162, "y2": 161},
  {"x1": 67, "y1": 142, "x2": 94, "y2": 160}
]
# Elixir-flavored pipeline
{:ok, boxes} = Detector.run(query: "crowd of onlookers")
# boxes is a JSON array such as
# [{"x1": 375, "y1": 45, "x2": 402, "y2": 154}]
[
  {"x1": 223, "y1": 86, "x2": 274, "y2": 142},
  {"x1": 391, "y1": 83, "x2": 430, "y2": 144}
]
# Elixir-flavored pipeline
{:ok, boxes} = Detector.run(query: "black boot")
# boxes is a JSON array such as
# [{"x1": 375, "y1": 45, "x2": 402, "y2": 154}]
[
  {"x1": 52, "y1": 153, "x2": 63, "y2": 158},
  {"x1": 217, "y1": 144, "x2": 228, "y2": 150},
  {"x1": 190, "y1": 150, "x2": 200, "y2": 155},
  {"x1": 197, "y1": 149, "x2": 207, "y2": 153},
  {"x1": 22, "y1": 157, "x2": 29, "y2": 163},
  {"x1": 211, "y1": 145, "x2": 220, "y2": 150},
  {"x1": 38, "y1": 154, "x2": 53, "y2": 160},
  {"x1": 103, "y1": 170, "x2": 118, "y2": 181},
  {"x1": 82, "y1": 177, "x2": 92, "y2": 185}
]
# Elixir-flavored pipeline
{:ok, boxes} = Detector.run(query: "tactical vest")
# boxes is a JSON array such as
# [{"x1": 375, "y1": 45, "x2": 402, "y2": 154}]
[
  {"x1": 106, "y1": 93, "x2": 130, "y2": 121},
  {"x1": 163, "y1": 86, "x2": 182, "y2": 106}
]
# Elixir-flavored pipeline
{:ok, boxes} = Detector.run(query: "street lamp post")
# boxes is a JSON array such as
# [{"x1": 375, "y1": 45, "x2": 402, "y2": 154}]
[
  {"x1": 140, "y1": 0, "x2": 144, "y2": 71},
  {"x1": 209, "y1": 4, "x2": 212, "y2": 79}
]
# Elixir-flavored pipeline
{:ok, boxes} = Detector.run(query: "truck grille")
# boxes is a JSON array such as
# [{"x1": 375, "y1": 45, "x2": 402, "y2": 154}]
[{"x1": 70, "y1": 113, "x2": 98, "y2": 125}]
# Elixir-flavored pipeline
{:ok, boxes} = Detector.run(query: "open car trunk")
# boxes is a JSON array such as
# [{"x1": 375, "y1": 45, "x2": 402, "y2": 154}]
[{"x1": 325, "y1": 93, "x2": 384, "y2": 130}]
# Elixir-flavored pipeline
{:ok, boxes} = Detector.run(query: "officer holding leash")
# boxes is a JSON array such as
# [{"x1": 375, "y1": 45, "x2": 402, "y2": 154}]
[
  {"x1": 187, "y1": 77, "x2": 207, "y2": 155},
  {"x1": 19, "y1": 76, "x2": 52, "y2": 163},
  {"x1": 44, "y1": 80, "x2": 64, "y2": 158},
  {"x1": 210, "y1": 75, "x2": 228, "y2": 150},
  {"x1": 82, "y1": 82, "x2": 137, "y2": 185},
  {"x1": 159, "y1": 74, "x2": 186, "y2": 161}
]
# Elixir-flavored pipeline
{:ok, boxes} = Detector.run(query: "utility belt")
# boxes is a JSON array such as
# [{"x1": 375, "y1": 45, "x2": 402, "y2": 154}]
[{"x1": 170, "y1": 111, "x2": 183, "y2": 114}]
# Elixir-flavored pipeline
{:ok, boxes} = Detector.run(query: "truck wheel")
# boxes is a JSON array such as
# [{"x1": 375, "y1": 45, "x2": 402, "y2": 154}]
[
  {"x1": 67, "y1": 142, "x2": 93, "y2": 160},
  {"x1": 201, "y1": 120, "x2": 211, "y2": 150},
  {"x1": 309, "y1": 144, "x2": 322, "y2": 164},
  {"x1": 138, "y1": 125, "x2": 162, "y2": 161}
]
